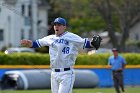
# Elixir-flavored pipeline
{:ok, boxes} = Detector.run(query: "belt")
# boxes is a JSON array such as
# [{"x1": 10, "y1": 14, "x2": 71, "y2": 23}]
[
  {"x1": 52, "y1": 68, "x2": 71, "y2": 72},
  {"x1": 113, "y1": 70, "x2": 122, "y2": 73}
]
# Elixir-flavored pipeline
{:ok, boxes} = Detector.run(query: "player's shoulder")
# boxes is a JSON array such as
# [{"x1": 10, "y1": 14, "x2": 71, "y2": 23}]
[
  {"x1": 44, "y1": 34, "x2": 55, "y2": 38},
  {"x1": 40, "y1": 34, "x2": 55, "y2": 40},
  {"x1": 65, "y1": 31, "x2": 81, "y2": 38},
  {"x1": 118, "y1": 55, "x2": 124, "y2": 59},
  {"x1": 109, "y1": 55, "x2": 114, "y2": 59},
  {"x1": 67, "y1": 31, "x2": 78, "y2": 35}
]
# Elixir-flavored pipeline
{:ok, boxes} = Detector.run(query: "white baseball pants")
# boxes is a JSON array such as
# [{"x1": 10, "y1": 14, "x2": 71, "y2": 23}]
[{"x1": 51, "y1": 69, "x2": 75, "y2": 93}]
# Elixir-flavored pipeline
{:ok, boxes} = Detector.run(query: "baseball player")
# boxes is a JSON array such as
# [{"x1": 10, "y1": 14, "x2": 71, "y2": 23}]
[{"x1": 21, "y1": 17, "x2": 102, "y2": 93}]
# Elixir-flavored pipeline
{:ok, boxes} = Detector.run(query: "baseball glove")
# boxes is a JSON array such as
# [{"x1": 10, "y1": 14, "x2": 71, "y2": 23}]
[{"x1": 91, "y1": 35, "x2": 102, "y2": 50}]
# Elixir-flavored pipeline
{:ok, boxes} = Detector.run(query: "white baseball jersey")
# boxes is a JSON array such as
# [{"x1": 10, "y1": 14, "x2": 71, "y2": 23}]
[{"x1": 36, "y1": 31, "x2": 88, "y2": 68}]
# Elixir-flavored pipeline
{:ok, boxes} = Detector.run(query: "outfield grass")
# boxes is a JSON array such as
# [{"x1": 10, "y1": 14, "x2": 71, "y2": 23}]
[{"x1": 0, "y1": 87, "x2": 140, "y2": 93}]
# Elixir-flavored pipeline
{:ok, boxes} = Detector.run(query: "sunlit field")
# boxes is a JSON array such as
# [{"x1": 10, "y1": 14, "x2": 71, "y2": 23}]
[{"x1": 0, "y1": 87, "x2": 140, "y2": 93}]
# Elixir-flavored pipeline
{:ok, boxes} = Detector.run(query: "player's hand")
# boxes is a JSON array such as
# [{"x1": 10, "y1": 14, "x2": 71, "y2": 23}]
[
  {"x1": 21, "y1": 40, "x2": 32, "y2": 47},
  {"x1": 91, "y1": 35, "x2": 102, "y2": 50}
]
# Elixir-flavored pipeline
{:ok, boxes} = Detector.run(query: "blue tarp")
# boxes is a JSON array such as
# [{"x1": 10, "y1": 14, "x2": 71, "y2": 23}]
[
  {"x1": 0, "y1": 68, "x2": 140, "y2": 87},
  {"x1": 91, "y1": 68, "x2": 140, "y2": 87}
]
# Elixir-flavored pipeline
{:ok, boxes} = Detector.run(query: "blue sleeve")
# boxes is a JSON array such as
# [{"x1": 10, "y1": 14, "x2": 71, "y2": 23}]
[
  {"x1": 108, "y1": 57, "x2": 112, "y2": 65},
  {"x1": 122, "y1": 57, "x2": 127, "y2": 64},
  {"x1": 31, "y1": 40, "x2": 41, "y2": 48},
  {"x1": 85, "y1": 40, "x2": 92, "y2": 48}
]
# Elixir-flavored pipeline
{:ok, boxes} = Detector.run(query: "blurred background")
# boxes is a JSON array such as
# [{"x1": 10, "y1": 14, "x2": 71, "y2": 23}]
[
  {"x1": 0, "y1": 0, "x2": 140, "y2": 53},
  {"x1": 0, "y1": 0, "x2": 140, "y2": 92}
]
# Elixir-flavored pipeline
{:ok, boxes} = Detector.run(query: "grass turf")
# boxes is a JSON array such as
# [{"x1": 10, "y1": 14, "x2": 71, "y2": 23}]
[{"x1": 0, "y1": 87, "x2": 140, "y2": 93}]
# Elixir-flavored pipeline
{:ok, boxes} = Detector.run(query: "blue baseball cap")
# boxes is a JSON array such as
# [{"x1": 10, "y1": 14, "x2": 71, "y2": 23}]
[
  {"x1": 112, "y1": 48, "x2": 118, "y2": 52},
  {"x1": 53, "y1": 17, "x2": 67, "y2": 26}
]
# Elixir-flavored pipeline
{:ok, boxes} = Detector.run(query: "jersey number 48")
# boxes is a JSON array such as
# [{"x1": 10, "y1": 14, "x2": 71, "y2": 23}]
[{"x1": 62, "y1": 47, "x2": 70, "y2": 54}]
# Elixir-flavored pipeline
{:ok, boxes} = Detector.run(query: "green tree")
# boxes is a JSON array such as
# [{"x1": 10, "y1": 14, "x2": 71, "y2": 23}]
[
  {"x1": 89, "y1": 0, "x2": 140, "y2": 51},
  {"x1": 113, "y1": 0, "x2": 140, "y2": 51},
  {"x1": 47, "y1": 0, "x2": 140, "y2": 52},
  {"x1": 47, "y1": 0, "x2": 106, "y2": 34}
]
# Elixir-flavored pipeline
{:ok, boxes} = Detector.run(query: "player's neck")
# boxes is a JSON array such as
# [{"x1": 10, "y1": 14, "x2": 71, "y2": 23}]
[
  {"x1": 114, "y1": 55, "x2": 118, "y2": 58},
  {"x1": 55, "y1": 31, "x2": 65, "y2": 36}
]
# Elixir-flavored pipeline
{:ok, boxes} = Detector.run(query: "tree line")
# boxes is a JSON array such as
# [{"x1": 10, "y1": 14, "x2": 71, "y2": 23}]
[{"x1": 42, "y1": 0, "x2": 140, "y2": 52}]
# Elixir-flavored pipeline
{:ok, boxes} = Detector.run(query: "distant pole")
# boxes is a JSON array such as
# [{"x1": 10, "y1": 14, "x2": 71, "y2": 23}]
[{"x1": 31, "y1": 0, "x2": 38, "y2": 40}]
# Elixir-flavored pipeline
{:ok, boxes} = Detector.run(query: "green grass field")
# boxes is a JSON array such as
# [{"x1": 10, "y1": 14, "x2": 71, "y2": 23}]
[{"x1": 0, "y1": 87, "x2": 140, "y2": 93}]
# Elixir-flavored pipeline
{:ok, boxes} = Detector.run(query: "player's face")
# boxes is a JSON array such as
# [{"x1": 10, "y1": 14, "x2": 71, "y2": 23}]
[
  {"x1": 113, "y1": 51, "x2": 118, "y2": 57},
  {"x1": 54, "y1": 24, "x2": 66, "y2": 36}
]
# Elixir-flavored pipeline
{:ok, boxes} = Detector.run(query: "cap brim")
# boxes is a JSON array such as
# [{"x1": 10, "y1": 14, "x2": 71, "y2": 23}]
[
  {"x1": 112, "y1": 50, "x2": 118, "y2": 52},
  {"x1": 54, "y1": 22, "x2": 66, "y2": 26},
  {"x1": 53, "y1": 22, "x2": 61, "y2": 24}
]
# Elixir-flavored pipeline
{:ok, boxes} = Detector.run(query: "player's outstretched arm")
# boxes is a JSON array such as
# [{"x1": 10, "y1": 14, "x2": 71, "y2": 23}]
[{"x1": 21, "y1": 40, "x2": 33, "y2": 47}]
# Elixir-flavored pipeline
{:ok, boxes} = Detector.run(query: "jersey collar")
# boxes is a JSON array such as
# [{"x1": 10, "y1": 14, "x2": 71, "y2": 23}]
[{"x1": 56, "y1": 31, "x2": 68, "y2": 37}]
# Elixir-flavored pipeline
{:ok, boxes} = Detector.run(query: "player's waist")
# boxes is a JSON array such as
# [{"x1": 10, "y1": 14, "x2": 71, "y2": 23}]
[
  {"x1": 112, "y1": 70, "x2": 123, "y2": 73},
  {"x1": 51, "y1": 67, "x2": 72, "y2": 72}
]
